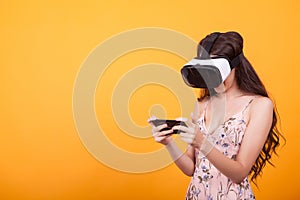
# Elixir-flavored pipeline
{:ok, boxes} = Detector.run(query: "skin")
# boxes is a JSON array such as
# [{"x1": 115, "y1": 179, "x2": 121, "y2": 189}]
[{"x1": 151, "y1": 69, "x2": 273, "y2": 184}]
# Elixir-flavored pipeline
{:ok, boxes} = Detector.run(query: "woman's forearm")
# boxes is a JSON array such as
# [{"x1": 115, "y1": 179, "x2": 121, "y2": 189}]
[
  {"x1": 165, "y1": 140, "x2": 195, "y2": 176},
  {"x1": 205, "y1": 147, "x2": 250, "y2": 183},
  {"x1": 174, "y1": 155, "x2": 195, "y2": 176}
]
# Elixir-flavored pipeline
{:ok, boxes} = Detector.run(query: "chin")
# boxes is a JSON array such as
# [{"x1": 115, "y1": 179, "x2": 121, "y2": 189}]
[{"x1": 214, "y1": 84, "x2": 226, "y2": 94}]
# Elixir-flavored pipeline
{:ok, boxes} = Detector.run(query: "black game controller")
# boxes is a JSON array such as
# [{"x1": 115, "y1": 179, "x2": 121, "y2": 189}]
[{"x1": 149, "y1": 119, "x2": 187, "y2": 134}]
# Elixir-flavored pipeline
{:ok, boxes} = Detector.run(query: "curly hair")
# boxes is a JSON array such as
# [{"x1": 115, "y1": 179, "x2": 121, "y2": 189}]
[{"x1": 198, "y1": 31, "x2": 285, "y2": 184}]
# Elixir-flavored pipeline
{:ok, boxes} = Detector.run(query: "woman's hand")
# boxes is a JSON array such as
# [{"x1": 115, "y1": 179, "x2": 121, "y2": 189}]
[
  {"x1": 172, "y1": 120, "x2": 205, "y2": 150},
  {"x1": 148, "y1": 116, "x2": 198, "y2": 176},
  {"x1": 148, "y1": 116, "x2": 173, "y2": 145},
  {"x1": 151, "y1": 124, "x2": 173, "y2": 145}
]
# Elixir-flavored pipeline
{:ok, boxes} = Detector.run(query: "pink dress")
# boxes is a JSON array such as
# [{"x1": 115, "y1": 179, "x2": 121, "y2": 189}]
[{"x1": 186, "y1": 99, "x2": 256, "y2": 200}]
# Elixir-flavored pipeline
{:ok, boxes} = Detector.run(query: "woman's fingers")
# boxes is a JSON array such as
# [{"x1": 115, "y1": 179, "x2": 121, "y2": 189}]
[
  {"x1": 179, "y1": 132, "x2": 195, "y2": 144},
  {"x1": 154, "y1": 133, "x2": 171, "y2": 142},
  {"x1": 153, "y1": 129, "x2": 173, "y2": 143},
  {"x1": 153, "y1": 129, "x2": 173, "y2": 137},
  {"x1": 173, "y1": 120, "x2": 203, "y2": 145},
  {"x1": 172, "y1": 120, "x2": 196, "y2": 134},
  {"x1": 186, "y1": 120, "x2": 196, "y2": 128},
  {"x1": 173, "y1": 123, "x2": 196, "y2": 145},
  {"x1": 172, "y1": 125, "x2": 190, "y2": 133},
  {"x1": 175, "y1": 117, "x2": 188, "y2": 121},
  {"x1": 152, "y1": 123, "x2": 174, "y2": 137},
  {"x1": 147, "y1": 115, "x2": 157, "y2": 123},
  {"x1": 152, "y1": 124, "x2": 167, "y2": 134}
]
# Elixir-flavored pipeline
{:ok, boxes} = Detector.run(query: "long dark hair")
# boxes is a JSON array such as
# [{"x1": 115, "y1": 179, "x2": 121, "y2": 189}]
[{"x1": 198, "y1": 31, "x2": 285, "y2": 184}]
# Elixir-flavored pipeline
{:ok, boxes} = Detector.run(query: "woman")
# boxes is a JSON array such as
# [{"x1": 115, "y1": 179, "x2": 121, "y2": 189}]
[{"x1": 150, "y1": 31, "x2": 284, "y2": 199}]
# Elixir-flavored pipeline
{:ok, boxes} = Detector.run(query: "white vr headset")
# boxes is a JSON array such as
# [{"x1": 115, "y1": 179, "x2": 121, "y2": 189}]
[{"x1": 181, "y1": 33, "x2": 244, "y2": 88}]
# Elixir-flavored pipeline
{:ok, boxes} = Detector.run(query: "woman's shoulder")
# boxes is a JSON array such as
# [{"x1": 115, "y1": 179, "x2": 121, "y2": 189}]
[
  {"x1": 249, "y1": 95, "x2": 274, "y2": 113},
  {"x1": 252, "y1": 95, "x2": 273, "y2": 106}
]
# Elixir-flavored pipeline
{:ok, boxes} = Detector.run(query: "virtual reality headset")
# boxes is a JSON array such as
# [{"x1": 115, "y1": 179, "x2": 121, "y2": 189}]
[{"x1": 181, "y1": 33, "x2": 244, "y2": 88}]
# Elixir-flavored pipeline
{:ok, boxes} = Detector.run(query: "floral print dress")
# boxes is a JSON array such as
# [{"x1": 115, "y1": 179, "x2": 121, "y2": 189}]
[{"x1": 186, "y1": 98, "x2": 256, "y2": 200}]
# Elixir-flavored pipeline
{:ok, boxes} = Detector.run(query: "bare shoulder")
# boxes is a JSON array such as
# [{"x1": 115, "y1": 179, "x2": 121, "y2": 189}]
[
  {"x1": 248, "y1": 96, "x2": 274, "y2": 119},
  {"x1": 244, "y1": 96, "x2": 274, "y2": 140},
  {"x1": 251, "y1": 96, "x2": 273, "y2": 111}
]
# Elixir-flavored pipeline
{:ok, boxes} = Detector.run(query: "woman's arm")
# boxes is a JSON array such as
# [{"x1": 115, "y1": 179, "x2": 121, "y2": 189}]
[
  {"x1": 205, "y1": 97, "x2": 273, "y2": 183},
  {"x1": 170, "y1": 99, "x2": 210, "y2": 176},
  {"x1": 165, "y1": 141, "x2": 195, "y2": 176},
  {"x1": 173, "y1": 97, "x2": 273, "y2": 183},
  {"x1": 150, "y1": 100, "x2": 207, "y2": 176},
  {"x1": 150, "y1": 122, "x2": 196, "y2": 176}
]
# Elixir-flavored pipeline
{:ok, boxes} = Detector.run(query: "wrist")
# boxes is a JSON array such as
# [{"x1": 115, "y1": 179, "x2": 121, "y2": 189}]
[
  {"x1": 162, "y1": 136, "x2": 173, "y2": 146},
  {"x1": 193, "y1": 125, "x2": 216, "y2": 156},
  {"x1": 199, "y1": 137, "x2": 214, "y2": 156}
]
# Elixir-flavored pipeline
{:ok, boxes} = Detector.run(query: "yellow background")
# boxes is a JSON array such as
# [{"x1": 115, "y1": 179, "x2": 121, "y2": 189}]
[{"x1": 1, "y1": 0, "x2": 299, "y2": 199}]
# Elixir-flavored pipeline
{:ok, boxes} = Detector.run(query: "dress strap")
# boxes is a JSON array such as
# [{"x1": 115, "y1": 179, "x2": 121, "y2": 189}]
[{"x1": 242, "y1": 96, "x2": 256, "y2": 113}]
